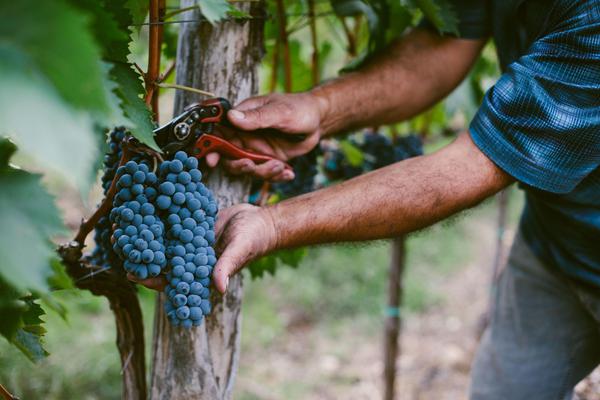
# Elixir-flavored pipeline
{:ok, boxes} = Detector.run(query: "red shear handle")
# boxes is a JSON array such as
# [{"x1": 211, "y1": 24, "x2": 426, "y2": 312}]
[{"x1": 193, "y1": 134, "x2": 293, "y2": 171}]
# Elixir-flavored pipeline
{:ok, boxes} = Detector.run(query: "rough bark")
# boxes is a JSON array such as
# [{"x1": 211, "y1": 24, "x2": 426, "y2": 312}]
[
  {"x1": 383, "y1": 237, "x2": 406, "y2": 400},
  {"x1": 149, "y1": 2, "x2": 264, "y2": 399}
]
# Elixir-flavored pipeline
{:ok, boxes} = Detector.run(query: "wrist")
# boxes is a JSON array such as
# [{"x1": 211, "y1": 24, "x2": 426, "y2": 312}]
[
  {"x1": 308, "y1": 86, "x2": 332, "y2": 137},
  {"x1": 259, "y1": 205, "x2": 282, "y2": 253}
]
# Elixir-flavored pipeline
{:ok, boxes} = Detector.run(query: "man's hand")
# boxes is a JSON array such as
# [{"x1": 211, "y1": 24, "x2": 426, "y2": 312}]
[
  {"x1": 130, "y1": 203, "x2": 277, "y2": 293},
  {"x1": 211, "y1": 203, "x2": 278, "y2": 293},
  {"x1": 206, "y1": 92, "x2": 326, "y2": 181}
]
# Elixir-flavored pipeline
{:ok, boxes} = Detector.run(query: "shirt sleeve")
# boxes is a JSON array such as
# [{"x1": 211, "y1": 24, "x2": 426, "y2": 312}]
[
  {"x1": 418, "y1": 0, "x2": 491, "y2": 39},
  {"x1": 469, "y1": 1, "x2": 600, "y2": 194}
]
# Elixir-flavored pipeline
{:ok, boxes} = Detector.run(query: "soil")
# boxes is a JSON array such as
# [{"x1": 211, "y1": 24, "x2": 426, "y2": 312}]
[{"x1": 237, "y1": 220, "x2": 600, "y2": 400}]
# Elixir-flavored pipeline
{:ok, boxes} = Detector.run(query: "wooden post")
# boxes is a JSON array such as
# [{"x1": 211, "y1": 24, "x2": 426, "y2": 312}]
[
  {"x1": 383, "y1": 236, "x2": 406, "y2": 400},
  {"x1": 149, "y1": 1, "x2": 264, "y2": 399}
]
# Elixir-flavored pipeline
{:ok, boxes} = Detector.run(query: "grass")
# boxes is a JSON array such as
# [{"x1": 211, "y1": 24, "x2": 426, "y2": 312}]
[{"x1": 0, "y1": 189, "x2": 523, "y2": 399}]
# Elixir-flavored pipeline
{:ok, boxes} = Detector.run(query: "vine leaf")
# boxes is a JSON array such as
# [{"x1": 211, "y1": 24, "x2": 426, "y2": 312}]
[
  {"x1": 0, "y1": 55, "x2": 101, "y2": 189},
  {"x1": 125, "y1": 0, "x2": 150, "y2": 27},
  {"x1": 199, "y1": 0, "x2": 231, "y2": 24},
  {"x1": 0, "y1": 0, "x2": 110, "y2": 113},
  {"x1": 0, "y1": 280, "x2": 49, "y2": 362},
  {"x1": 0, "y1": 278, "x2": 27, "y2": 341},
  {"x1": 110, "y1": 63, "x2": 159, "y2": 150},
  {"x1": 0, "y1": 139, "x2": 66, "y2": 292},
  {"x1": 12, "y1": 297, "x2": 49, "y2": 362},
  {"x1": 407, "y1": 0, "x2": 458, "y2": 34},
  {"x1": 248, "y1": 249, "x2": 306, "y2": 279},
  {"x1": 339, "y1": 140, "x2": 364, "y2": 167},
  {"x1": 70, "y1": 0, "x2": 131, "y2": 63}
]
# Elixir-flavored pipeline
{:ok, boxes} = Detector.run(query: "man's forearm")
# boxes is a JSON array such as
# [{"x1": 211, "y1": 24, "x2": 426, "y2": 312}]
[
  {"x1": 311, "y1": 29, "x2": 485, "y2": 136},
  {"x1": 266, "y1": 133, "x2": 512, "y2": 248}
]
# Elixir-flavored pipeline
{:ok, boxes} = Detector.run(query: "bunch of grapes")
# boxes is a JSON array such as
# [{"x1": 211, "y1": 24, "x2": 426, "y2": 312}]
[
  {"x1": 361, "y1": 132, "x2": 396, "y2": 171},
  {"x1": 323, "y1": 131, "x2": 423, "y2": 181},
  {"x1": 271, "y1": 147, "x2": 320, "y2": 198},
  {"x1": 153, "y1": 151, "x2": 217, "y2": 328},
  {"x1": 109, "y1": 160, "x2": 167, "y2": 279},
  {"x1": 91, "y1": 128, "x2": 218, "y2": 328},
  {"x1": 90, "y1": 127, "x2": 128, "y2": 269},
  {"x1": 393, "y1": 133, "x2": 423, "y2": 160}
]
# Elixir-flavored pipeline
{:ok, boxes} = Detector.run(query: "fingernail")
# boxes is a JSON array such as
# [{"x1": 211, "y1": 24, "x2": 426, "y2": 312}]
[
  {"x1": 229, "y1": 110, "x2": 245, "y2": 120},
  {"x1": 225, "y1": 276, "x2": 230, "y2": 290}
]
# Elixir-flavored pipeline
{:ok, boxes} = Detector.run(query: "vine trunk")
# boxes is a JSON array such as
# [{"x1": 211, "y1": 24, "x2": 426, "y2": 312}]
[{"x1": 149, "y1": 1, "x2": 264, "y2": 399}]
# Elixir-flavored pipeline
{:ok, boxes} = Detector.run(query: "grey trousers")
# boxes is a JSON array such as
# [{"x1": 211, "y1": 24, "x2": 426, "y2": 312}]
[{"x1": 469, "y1": 233, "x2": 600, "y2": 400}]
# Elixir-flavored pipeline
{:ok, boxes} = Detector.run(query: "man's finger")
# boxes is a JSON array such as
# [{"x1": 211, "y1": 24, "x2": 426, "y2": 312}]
[
  {"x1": 252, "y1": 159, "x2": 286, "y2": 180},
  {"x1": 223, "y1": 158, "x2": 256, "y2": 175},
  {"x1": 271, "y1": 169, "x2": 295, "y2": 182},
  {"x1": 205, "y1": 152, "x2": 220, "y2": 167}
]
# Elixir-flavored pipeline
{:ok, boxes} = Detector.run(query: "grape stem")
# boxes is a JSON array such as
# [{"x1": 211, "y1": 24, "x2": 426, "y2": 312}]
[{"x1": 0, "y1": 384, "x2": 19, "y2": 400}]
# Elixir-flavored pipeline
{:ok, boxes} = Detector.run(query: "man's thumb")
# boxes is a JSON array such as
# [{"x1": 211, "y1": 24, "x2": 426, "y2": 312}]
[{"x1": 212, "y1": 253, "x2": 242, "y2": 293}]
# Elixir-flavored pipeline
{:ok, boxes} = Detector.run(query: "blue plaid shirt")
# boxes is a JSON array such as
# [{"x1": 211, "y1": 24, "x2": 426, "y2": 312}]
[{"x1": 430, "y1": 0, "x2": 600, "y2": 287}]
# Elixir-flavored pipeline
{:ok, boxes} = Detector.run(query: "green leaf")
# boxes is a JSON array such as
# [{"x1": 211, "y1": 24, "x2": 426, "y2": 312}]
[
  {"x1": 69, "y1": 0, "x2": 131, "y2": 63},
  {"x1": 0, "y1": 141, "x2": 66, "y2": 292},
  {"x1": 339, "y1": 140, "x2": 364, "y2": 167},
  {"x1": 408, "y1": 0, "x2": 458, "y2": 35},
  {"x1": 125, "y1": 0, "x2": 149, "y2": 26},
  {"x1": 40, "y1": 294, "x2": 69, "y2": 322},
  {"x1": 0, "y1": 54, "x2": 101, "y2": 188},
  {"x1": 331, "y1": 0, "x2": 378, "y2": 25},
  {"x1": 48, "y1": 259, "x2": 75, "y2": 291},
  {"x1": 276, "y1": 248, "x2": 307, "y2": 269},
  {"x1": 0, "y1": 0, "x2": 110, "y2": 113},
  {"x1": 199, "y1": 0, "x2": 231, "y2": 24},
  {"x1": 227, "y1": 7, "x2": 252, "y2": 19},
  {"x1": 110, "y1": 63, "x2": 158, "y2": 150},
  {"x1": 13, "y1": 328, "x2": 49, "y2": 363},
  {"x1": 0, "y1": 140, "x2": 17, "y2": 167},
  {"x1": 0, "y1": 284, "x2": 49, "y2": 362},
  {"x1": 248, "y1": 255, "x2": 277, "y2": 279},
  {"x1": 247, "y1": 249, "x2": 306, "y2": 279},
  {"x1": 0, "y1": 278, "x2": 27, "y2": 340}
]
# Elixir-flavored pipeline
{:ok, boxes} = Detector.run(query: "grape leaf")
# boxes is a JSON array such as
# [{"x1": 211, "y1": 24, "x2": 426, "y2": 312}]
[
  {"x1": 13, "y1": 297, "x2": 49, "y2": 362},
  {"x1": 339, "y1": 140, "x2": 364, "y2": 167},
  {"x1": 48, "y1": 259, "x2": 75, "y2": 291},
  {"x1": 0, "y1": 278, "x2": 27, "y2": 341},
  {"x1": 69, "y1": 0, "x2": 131, "y2": 63},
  {"x1": 331, "y1": 0, "x2": 380, "y2": 47},
  {"x1": 110, "y1": 63, "x2": 159, "y2": 150},
  {"x1": 248, "y1": 255, "x2": 277, "y2": 279},
  {"x1": 0, "y1": 53, "x2": 101, "y2": 188},
  {"x1": 332, "y1": 0, "x2": 395, "y2": 72},
  {"x1": 0, "y1": 139, "x2": 66, "y2": 292},
  {"x1": 0, "y1": 0, "x2": 110, "y2": 113},
  {"x1": 125, "y1": 0, "x2": 150, "y2": 26},
  {"x1": 0, "y1": 278, "x2": 49, "y2": 362},
  {"x1": 228, "y1": 7, "x2": 252, "y2": 19},
  {"x1": 407, "y1": 0, "x2": 458, "y2": 34},
  {"x1": 199, "y1": 0, "x2": 231, "y2": 24},
  {"x1": 247, "y1": 249, "x2": 306, "y2": 279}
]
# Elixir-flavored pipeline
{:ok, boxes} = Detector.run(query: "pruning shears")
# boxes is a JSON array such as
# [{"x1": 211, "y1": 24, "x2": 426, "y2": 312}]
[{"x1": 153, "y1": 97, "x2": 305, "y2": 170}]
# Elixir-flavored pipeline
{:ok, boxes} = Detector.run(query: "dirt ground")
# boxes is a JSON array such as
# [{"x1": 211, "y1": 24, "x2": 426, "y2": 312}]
[{"x1": 237, "y1": 221, "x2": 600, "y2": 400}]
